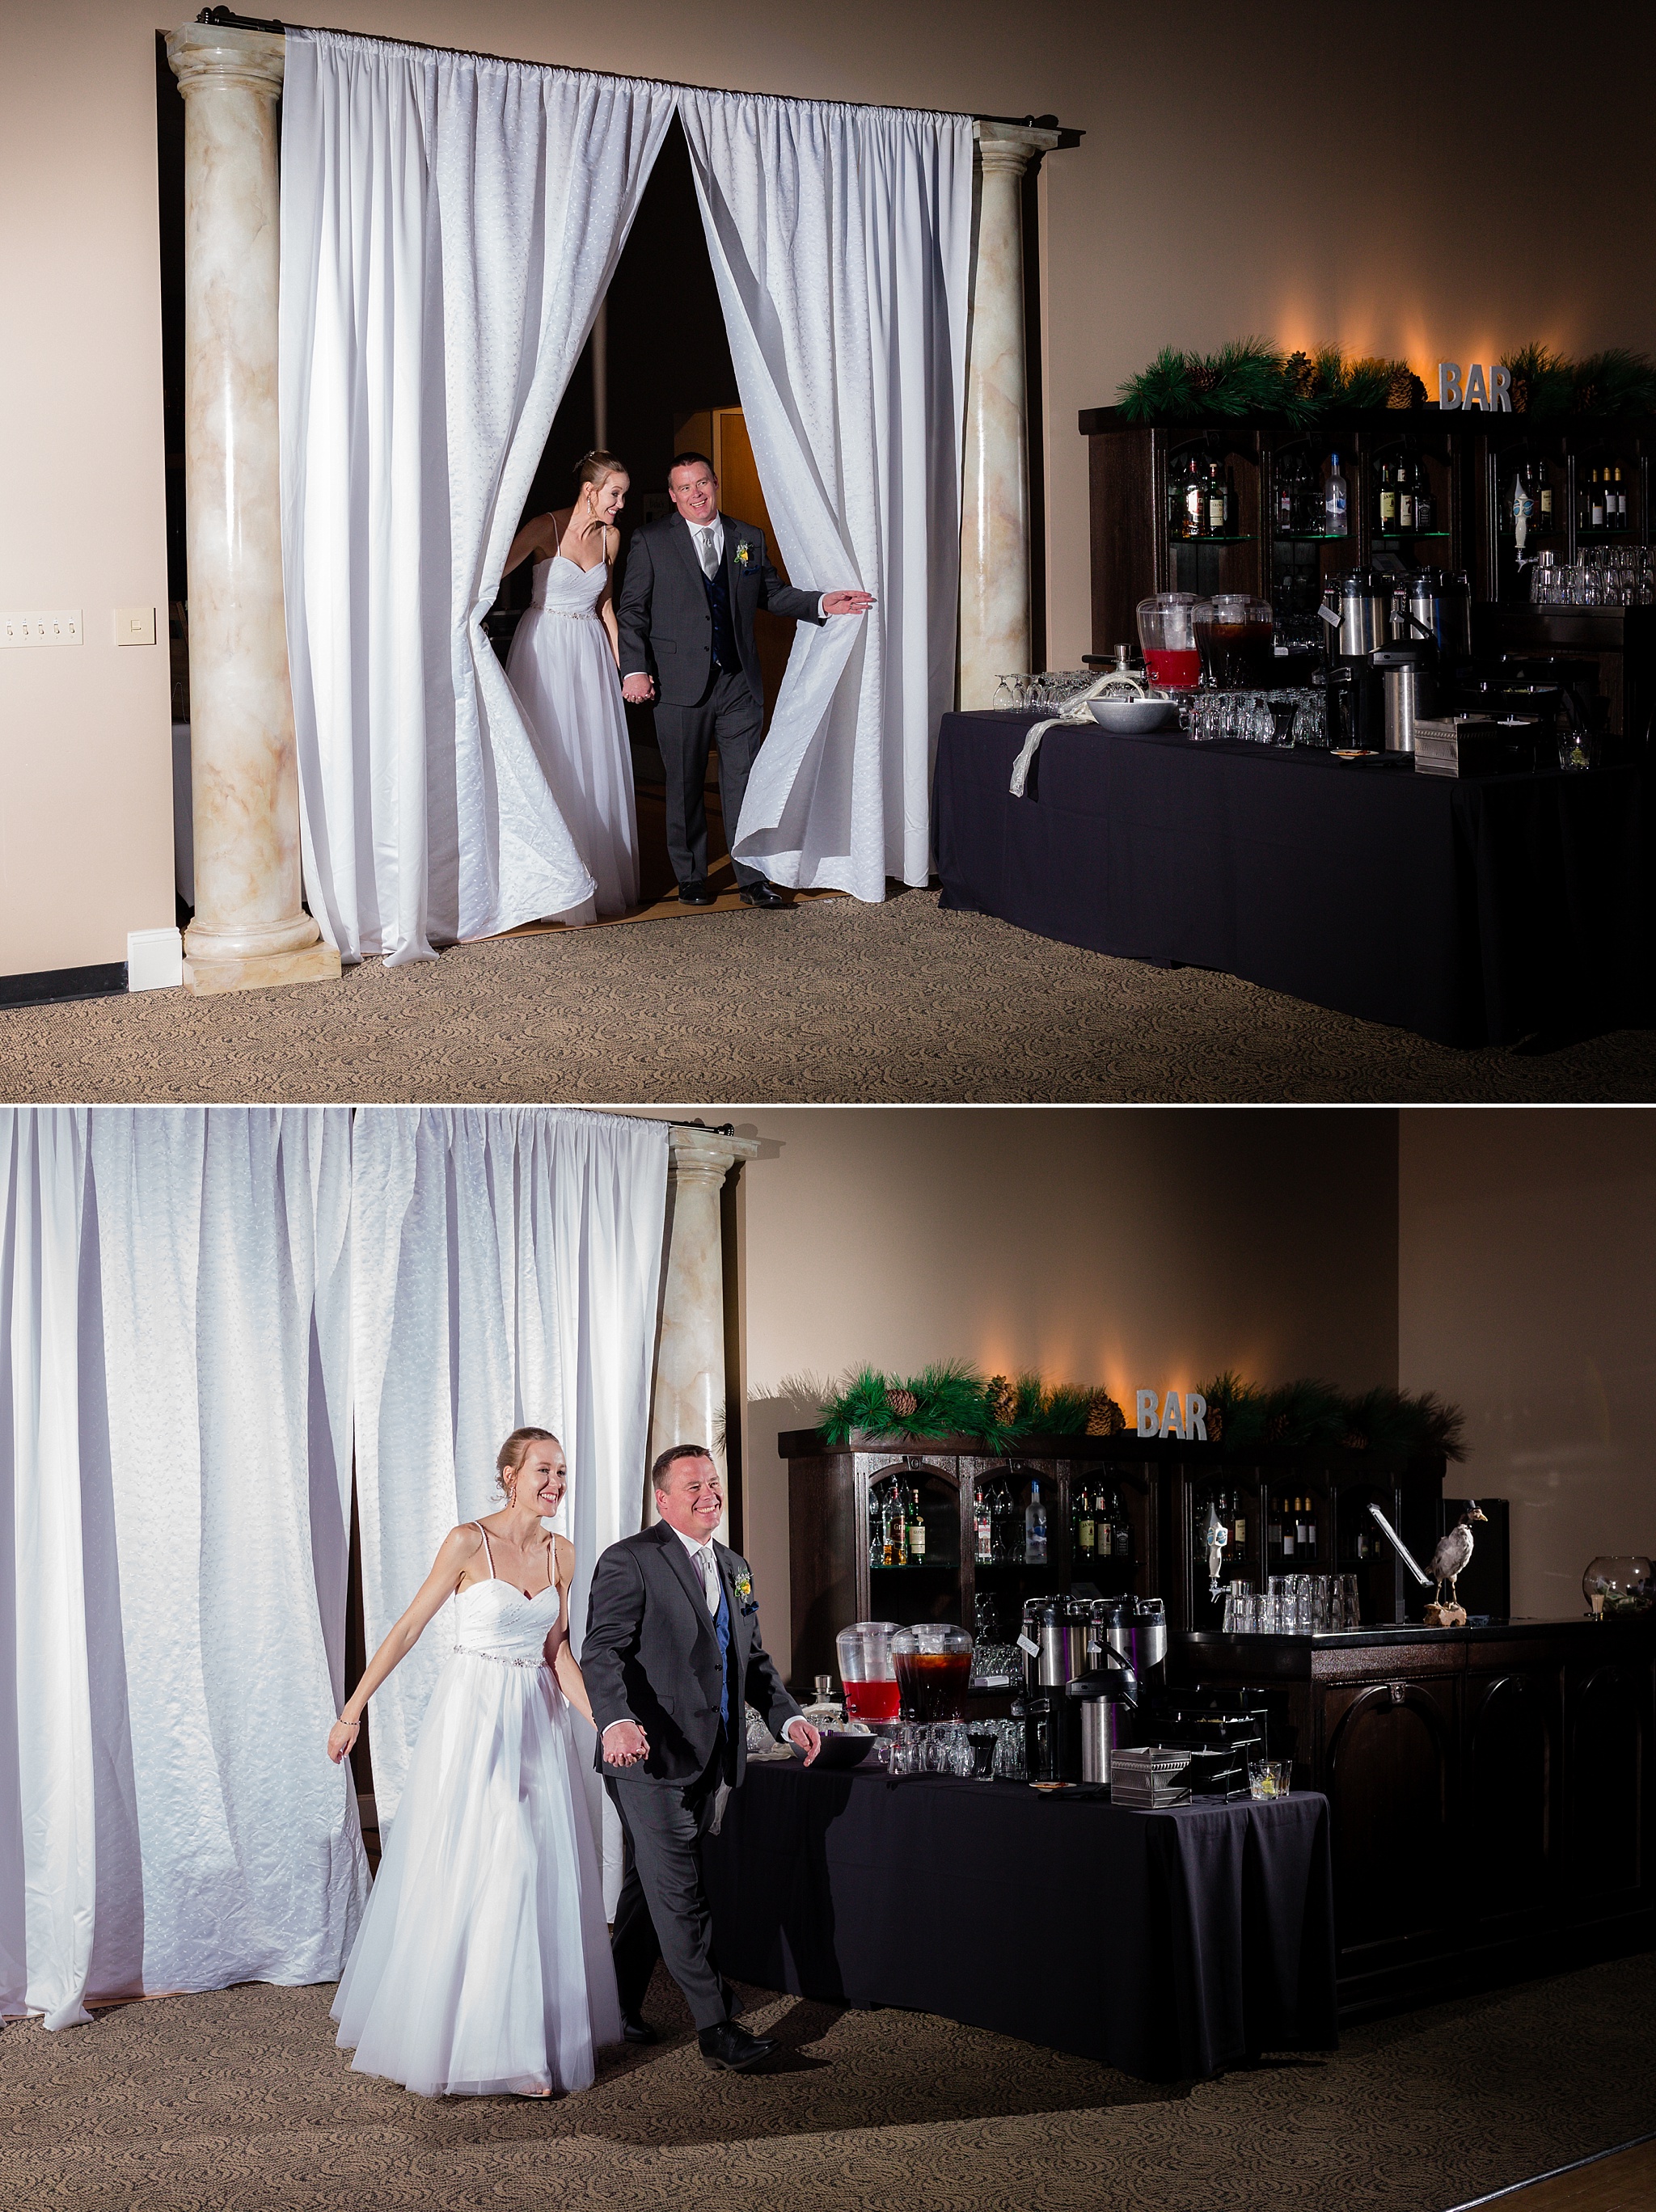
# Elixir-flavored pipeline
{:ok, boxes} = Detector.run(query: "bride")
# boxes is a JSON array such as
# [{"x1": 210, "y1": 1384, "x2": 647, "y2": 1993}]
[
  {"x1": 503, "y1": 452, "x2": 640, "y2": 922},
  {"x1": 326, "y1": 1428, "x2": 636, "y2": 2097}
]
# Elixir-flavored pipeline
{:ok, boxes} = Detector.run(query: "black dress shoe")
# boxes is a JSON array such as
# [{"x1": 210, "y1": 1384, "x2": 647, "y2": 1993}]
[
  {"x1": 697, "y1": 2020, "x2": 779, "y2": 2072},
  {"x1": 620, "y1": 2011, "x2": 659, "y2": 2045},
  {"x1": 738, "y1": 880, "x2": 786, "y2": 908},
  {"x1": 677, "y1": 879, "x2": 716, "y2": 906}
]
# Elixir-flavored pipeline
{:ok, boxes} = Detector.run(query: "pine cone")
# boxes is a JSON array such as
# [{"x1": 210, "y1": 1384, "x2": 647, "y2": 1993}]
[
  {"x1": 984, "y1": 1374, "x2": 1015, "y2": 1426},
  {"x1": 887, "y1": 1387, "x2": 919, "y2": 1420},
  {"x1": 1085, "y1": 1391, "x2": 1125, "y2": 1437},
  {"x1": 1206, "y1": 1402, "x2": 1227, "y2": 1446},
  {"x1": 1511, "y1": 377, "x2": 1530, "y2": 415},
  {"x1": 1187, "y1": 357, "x2": 1219, "y2": 396},
  {"x1": 1283, "y1": 351, "x2": 1313, "y2": 399}
]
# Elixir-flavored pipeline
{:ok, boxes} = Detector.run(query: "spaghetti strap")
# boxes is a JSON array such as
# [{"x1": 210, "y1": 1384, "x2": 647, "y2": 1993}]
[{"x1": 473, "y1": 1522, "x2": 496, "y2": 1579}]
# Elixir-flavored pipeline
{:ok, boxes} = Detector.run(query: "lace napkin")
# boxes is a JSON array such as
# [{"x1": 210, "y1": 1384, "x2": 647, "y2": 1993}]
[{"x1": 1007, "y1": 675, "x2": 1116, "y2": 797}]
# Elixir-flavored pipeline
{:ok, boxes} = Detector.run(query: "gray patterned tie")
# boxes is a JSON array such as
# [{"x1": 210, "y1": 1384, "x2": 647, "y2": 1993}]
[
  {"x1": 698, "y1": 527, "x2": 719, "y2": 580},
  {"x1": 696, "y1": 1543, "x2": 720, "y2": 1613}
]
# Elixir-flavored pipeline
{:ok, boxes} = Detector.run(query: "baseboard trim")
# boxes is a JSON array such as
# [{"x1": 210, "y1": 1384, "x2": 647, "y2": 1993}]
[
  {"x1": 0, "y1": 961, "x2": 129, "y2": 1011},
  {"x1": 1444, "y1": 2130, "x2": 1656, "y2": 2209}
]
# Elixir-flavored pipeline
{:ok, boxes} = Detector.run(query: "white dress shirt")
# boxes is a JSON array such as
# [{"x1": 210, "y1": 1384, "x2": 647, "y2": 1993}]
[{"x1": 599, "y1": 1523, "x2": 809, "y2": 1750}]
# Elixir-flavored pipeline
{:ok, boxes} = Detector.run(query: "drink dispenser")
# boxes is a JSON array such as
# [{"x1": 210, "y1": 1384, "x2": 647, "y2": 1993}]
[
  {"x1": 1020, "y1": 1596, "x2": 1094, "y2": 1784},
  {"x1": 1069, "y1": 1647, "x2": 1138, "y2": 1788},
  {"x1": 1135, "y1": 593, "x2": 1202, "y2": 690},
  {"x1": 890, "y1": 1623, "x2": 974, "y2": 1724},
  {"x1": 834, "y1": 1620, "x2": 902, "y2": 1727}
]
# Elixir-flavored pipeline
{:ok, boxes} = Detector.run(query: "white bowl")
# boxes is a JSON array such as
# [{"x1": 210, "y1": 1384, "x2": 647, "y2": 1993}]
[{"x1": 1087, "y1": 697, "x2": 1181, "y2": 735}]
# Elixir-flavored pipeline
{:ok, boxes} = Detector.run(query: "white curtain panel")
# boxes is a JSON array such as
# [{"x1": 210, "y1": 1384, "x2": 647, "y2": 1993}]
[
  {"x1": 349, "y1": 1108, "x2": 668, "y2": 1860},
  {"x1": 0, "y1": 1110, "x2": 95, "y2": 2028},
  {"x1": 280, "y1": 33, "x2": 676, "y2": 965},
  {"x1": 0, "y1": 1109, "x2": 365, "y2": 2024},
  {"x1": 678, "y1": 90, "x2": 974, "y2": 900}
]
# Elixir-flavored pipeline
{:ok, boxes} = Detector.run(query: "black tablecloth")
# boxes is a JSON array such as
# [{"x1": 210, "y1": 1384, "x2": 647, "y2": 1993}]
[
  {"x1": 935, "y1": 711, "x2": 1655, "y2": 1046},
  {"x1": 702, "y1": 1762, "x2": 1337, "y2": 2082}
]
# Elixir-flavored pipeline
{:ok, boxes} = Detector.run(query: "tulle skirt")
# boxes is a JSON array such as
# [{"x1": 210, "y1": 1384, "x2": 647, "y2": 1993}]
[{"x1": 332, "y1": 1652, "x2": 620, "y2": 2097}]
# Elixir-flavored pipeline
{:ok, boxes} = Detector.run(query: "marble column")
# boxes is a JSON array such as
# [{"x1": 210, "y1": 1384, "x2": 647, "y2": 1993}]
[
  {"x1": 166, "y1": 23, "x2": 339, "y2": 997},
  {"x1": 959, "y1": 119, "x2": 1060, "y2": 710},
  {"x1": 648, "y1": 1126, "x2": 760, "y2": 1543}
]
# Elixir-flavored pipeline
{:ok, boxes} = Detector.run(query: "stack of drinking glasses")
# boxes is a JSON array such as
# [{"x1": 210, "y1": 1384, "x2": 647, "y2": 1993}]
[
  {"x1": 994, "y1": 671, "x2": 1100, "y2": 710},
  {"x1": 1181, "y1": 688, "x2": 1328, "y2": 746},
  {"x1": 1529, "y1": 545, "x2": 1656, "y2": 607},
  {"x1": 1222, "y1": 1572, "x2": 1362, "y2": 1632},
  {"x1": 885, "y1": 1721, "x2": 978, "y2": 1777}
]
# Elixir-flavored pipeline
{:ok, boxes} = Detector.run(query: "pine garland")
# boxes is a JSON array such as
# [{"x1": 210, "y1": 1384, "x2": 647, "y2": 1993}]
[
  {"x1": 815, "y1": 1363, "x2": 1464, "y2": 1462},
  {"x1": 1117, "y1": 337, "x2": 1656, "y2": 424}
]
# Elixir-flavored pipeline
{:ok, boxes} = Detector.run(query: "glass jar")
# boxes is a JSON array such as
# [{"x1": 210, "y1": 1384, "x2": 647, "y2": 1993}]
[
  {"x1": 1582, "y1": 1557, "x2": 1654, "y2": 1617},
  {"x1": 890, "y1": 1623, "x2": 974, "y2": 1724},
  {"x1": 1193, "y1": 593, "x2": 1276, "y2": 689}
]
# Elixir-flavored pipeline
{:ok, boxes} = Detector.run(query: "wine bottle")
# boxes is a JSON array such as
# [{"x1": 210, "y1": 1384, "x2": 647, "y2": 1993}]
[
  {"x1": 1113, "y1": 1488, "x2": 1131, "y2": 1559},
  {"x1": 1183, "y1": 458, "x2": 1204, "y2": 539},
  {"x1": 1207, "y1": 460, "x2": 1227, "y2": 537},
  {"x1": 1232, "y1": 1492, "x2": 1247, "y2": 1547},
  {"x1": 1536, "y1": 460, "x2": 1553, "y2": 530},
  {"x1": 1378, "y1": 459, "x2": 1396, "y2": 536},
  {"x1": 1397, "y1": 461, "x2": 1415, "y2": 534},
  {"x1": 1591, "y1": 467, "x2": 1606, "y2": 530},
  {"x1": 907, "y1": 1487, "x2": 927, "y2": 1561},
  {"x1": 1282, "y1": 1495, "x2": 1296, "y2": 1559},
  {"x1": 1613, "y1": 462, "x2": 1627, "y2": 529},
  {"x1": 1076, "y1": 1484, "x2": 1096, "y2": 1557}
]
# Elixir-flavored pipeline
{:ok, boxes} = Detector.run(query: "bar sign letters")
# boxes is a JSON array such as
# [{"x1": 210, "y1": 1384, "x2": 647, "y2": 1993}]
[
  {"x1": 1135, "y1": 1389, "x2": 1208, "y2": 1440},
  {"x1": 1438, "y1": 361, "x2": 1513, "y2": 412}
]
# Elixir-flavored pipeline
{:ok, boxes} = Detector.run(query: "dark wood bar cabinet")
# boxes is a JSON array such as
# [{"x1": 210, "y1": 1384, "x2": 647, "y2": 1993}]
[
  {"x1": 1172, "y1": 1619, "x2": 1656, "y2": 2016},
  {"x1": 1079, "y1": 403, "x2": 1656, "y2": 749}
]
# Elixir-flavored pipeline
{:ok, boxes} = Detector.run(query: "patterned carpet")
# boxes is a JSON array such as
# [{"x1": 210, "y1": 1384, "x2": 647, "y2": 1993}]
[
  {"x1": 2, "y1": 1953, "x2": 1652, "y2": 2212},
  {"x1": 2, "y1": 892, "x2": 1653, "y2": 1103}
]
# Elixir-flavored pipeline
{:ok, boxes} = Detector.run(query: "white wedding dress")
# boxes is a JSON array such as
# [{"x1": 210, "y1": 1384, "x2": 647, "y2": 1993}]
[
  {"x1": 332, "y1": 1542, "x2": 621, "y2": 2098},
  {"x1": 505, "y1": 555, "x2": 640, "y2": 922}
]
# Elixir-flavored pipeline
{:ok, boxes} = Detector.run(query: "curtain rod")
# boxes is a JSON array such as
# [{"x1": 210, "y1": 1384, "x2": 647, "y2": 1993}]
[{"x1": 192, "y1": 8, "x2": 1083, "y2": 142}]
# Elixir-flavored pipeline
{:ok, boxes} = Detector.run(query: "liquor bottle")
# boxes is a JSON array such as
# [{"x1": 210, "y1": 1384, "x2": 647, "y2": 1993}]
[
  {"x1": 1268, "y1": 1496, "x2": 1282, "y2": 1555},
  {"x1": 1324, "y1": 454, "x2": 1348, "y2": 538},
  {"x1": 879, "y1": 1478, "x2": 901, "y2": 1568},
  {"x1": 1397, "y1": 460, "x2": 1415, "y2": 534},
  {"x1": 1536, "y1": 461, "x2": 1553, "y2": 532},
  {"x1": 1024, "y1": 1479, "x2": 1048, "y2": 1565},
  {"x1": 1182, "y1": 457, "x2": 1204, "y2": 539},
  {"x1": 1276, "y1": 457, "x2": 1296, "y2": 534},
  {"x1": 974, "y1": 1480, "x2": 993, "y2": 1564},
  {"x1": 1303, "y1": 1499, "x2": 1317, "y2": 1559},
  {"x1": 1590, "y1": 467, "x2": 1606, "y2": 531},
  {"x1": 997, "y1": 1476, "x2": 1020, "y2": 1564},
  {"x1": 1613, "y1": 463, "x2": 1627, "y2": 529},
  {"x1": 907, "y1": 1485, "x2": 927, "y2": 1563},
  {"x1": 1076, "y1": 1483, "x2": 1096, "y2": 1558},
  {"x1": 1112, "y1": 1488, "x2": 1131, "y2": 1559},
  {"x1": 1281, "y1": 1495, "x2": 1296, "y2": 1559},
  {"x1": 1206, "y1": 459, "x2": 1227, "y2": 537},
  {"x1": 1414, "y1": 464, "x2": 1435, "y2": 534},
  {"x1": 1377, "y1": 458, "x2": 1396, "y2": 536},
  {"x1": 1231, "y1": 1492, "x2": 1247, "y2": 1548}
]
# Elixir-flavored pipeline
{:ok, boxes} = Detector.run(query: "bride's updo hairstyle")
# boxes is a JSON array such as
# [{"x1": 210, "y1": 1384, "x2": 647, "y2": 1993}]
[
  {"x1": 495, "y1": 1425, "x2": 562, "y2": 1500},
  {"x1": 574, "y1": 450, "x2": 626, "y2": 493}
]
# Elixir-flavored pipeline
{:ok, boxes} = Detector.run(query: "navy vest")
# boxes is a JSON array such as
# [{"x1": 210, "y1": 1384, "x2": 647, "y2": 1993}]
[
  {"x1": 700, "y1": 554, "x2": 741, "y2": 675},
  {"x1": 711, "y1": 1570, "x2": 733, "y2": 1725}
]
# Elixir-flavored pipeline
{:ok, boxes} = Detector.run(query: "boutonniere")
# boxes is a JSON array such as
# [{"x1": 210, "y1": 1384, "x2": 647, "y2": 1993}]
[
  {"x1": 733, "y1": 1567, "x2": 758, "y2": 1613},
  {"x1": 734, "y1": 539, "x2": 753, "y2": 572}
]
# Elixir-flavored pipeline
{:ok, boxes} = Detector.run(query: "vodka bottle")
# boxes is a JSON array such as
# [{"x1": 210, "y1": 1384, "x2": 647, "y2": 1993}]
[
  {"x1": 1324, "y1": 454, "x2": 1349, "y2": 538},
  {"x1": 1024, "y1": 1480, "x2": 1048, "y2": 1565}
]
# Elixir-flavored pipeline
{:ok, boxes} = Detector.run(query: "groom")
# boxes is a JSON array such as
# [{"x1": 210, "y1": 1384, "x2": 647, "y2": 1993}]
[
  {"x1": 583, "y1": 1443, "x2": 820, "y2": 2071},
  {"x1": 616, "y1": 451, "x2": 873, "y2": 907}
]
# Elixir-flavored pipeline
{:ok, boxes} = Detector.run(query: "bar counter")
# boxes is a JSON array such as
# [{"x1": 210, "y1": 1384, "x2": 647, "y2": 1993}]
[{"x1": 1168, "y1": 1616, "x2": 1655, "y2": 2013}]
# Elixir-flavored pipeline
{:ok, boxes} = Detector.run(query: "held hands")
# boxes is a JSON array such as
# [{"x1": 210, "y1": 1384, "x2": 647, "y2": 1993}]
[
  {"x1": 602, "y1": 1718, "x2": 651, "y2": 1767},
  {"x1": 822, "y1": 590, "x2": 875, "y2": 618},
  {"x1": 621, "y1": 673, "x2": 656, "y2": 704},
  {"x1": 784, "y1": 1717, "x2": 822, "y2": 1766},
  {"x1": 327, "y1": 1717, "x2": 361, "y2": 1766}
]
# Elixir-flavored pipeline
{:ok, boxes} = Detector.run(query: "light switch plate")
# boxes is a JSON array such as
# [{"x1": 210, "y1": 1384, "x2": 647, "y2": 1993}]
[
  {"x1": 115, "y1": 606, "x2": 157, "y2": 647},
  {"x1": 0, "y1": 610, "x2": 82, "y2": 648}
]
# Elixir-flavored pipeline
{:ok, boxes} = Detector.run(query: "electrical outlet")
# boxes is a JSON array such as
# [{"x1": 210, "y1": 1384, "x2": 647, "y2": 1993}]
[{"x1": 0, "y1": 610, "x2": 83, "y2": 648}]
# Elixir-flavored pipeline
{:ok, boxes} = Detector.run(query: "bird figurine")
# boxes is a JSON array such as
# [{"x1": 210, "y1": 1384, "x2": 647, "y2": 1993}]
[{"x1": 1426, "y1": 1501, "x2": 1487, "y2": 1622}]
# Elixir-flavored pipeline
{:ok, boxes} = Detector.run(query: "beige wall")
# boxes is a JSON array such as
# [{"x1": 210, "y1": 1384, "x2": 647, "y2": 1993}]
[
  {"x1": 1399, "y1": 1110, "x2": 1656, "y2": 1625},
  {"x1": 6, "y1": 2, "x2": 1651, "y2": 975},
  {"x1": 733, "y1": 1106, "x2": 1399, "y2": 1673}
]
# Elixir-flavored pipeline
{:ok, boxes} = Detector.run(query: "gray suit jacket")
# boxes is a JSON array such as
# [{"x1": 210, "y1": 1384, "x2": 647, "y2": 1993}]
[
  {"x1": 582, "y1": 1518, "x2": 803, "y2": 1784},
  {"x1": 615, "y1": 512, "x2": 824, "y2": 709}
]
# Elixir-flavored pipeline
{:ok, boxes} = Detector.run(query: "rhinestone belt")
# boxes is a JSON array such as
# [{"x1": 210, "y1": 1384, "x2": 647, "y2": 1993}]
[
  {"x1": 453, "y1": 1646, "x2": 548, "y2": 1670},
  {"x1": 534, "y1": 607, "x2": 598, "y2": 621}
]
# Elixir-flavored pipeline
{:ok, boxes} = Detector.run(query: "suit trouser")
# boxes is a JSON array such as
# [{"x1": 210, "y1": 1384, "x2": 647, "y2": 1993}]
[
  {"x1": 606, "y1": 1729, "x2": 734, "y2": 2032},
  {"x1": 653, "y1": 669, "x2": 765, "y2": 889}
]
